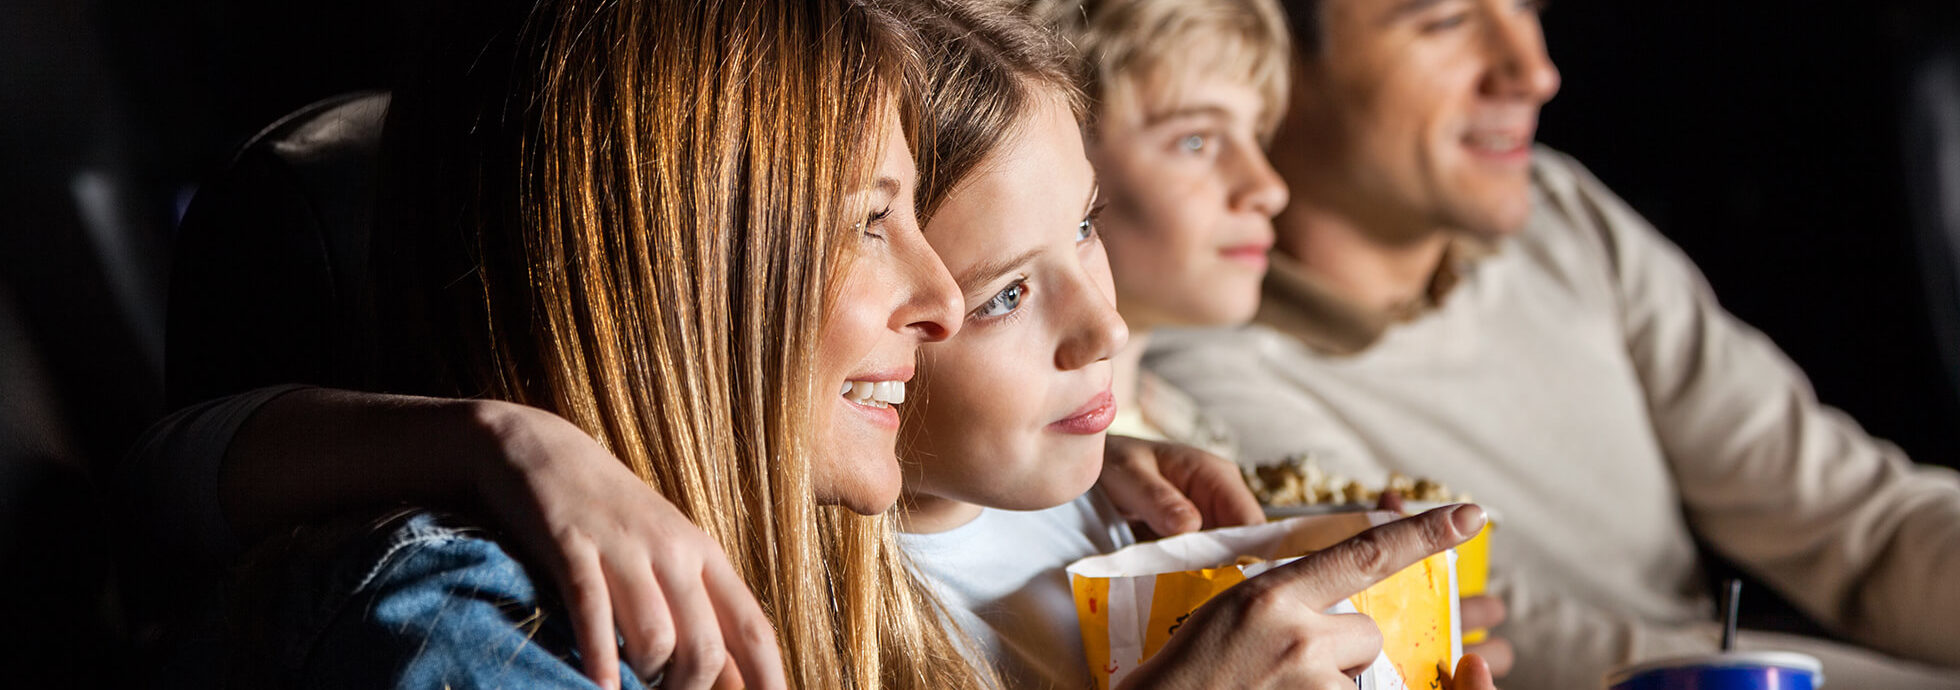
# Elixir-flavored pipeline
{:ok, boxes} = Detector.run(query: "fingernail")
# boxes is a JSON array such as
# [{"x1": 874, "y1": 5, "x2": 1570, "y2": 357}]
[{"x1": 1451, "y1": 504, "x2": 1486, "y2": 536}]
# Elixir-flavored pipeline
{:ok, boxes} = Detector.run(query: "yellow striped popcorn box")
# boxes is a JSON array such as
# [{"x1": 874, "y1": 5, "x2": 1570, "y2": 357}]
[{"x1": 1068, "y1": 512, "x2": 1460, "y2": 690}]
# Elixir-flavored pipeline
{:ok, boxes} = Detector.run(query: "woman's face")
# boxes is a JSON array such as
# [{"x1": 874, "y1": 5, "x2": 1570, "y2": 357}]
[
  {"x1": 902, "y1": 95, "x2": 1129, "y2": 511},
  {"x1": 812, "y1": 115, "x2": 964, "y2": 515}
]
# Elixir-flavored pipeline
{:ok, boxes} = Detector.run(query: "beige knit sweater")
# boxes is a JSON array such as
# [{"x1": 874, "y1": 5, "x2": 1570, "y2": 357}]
[{"x1": 1148, "y1": 148, "x2": 1960, "y2": 688}]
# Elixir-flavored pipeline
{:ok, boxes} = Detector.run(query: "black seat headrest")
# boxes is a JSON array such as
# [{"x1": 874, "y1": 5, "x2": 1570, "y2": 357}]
[{"x1": 165, "y1": 92, "x2": 389, "y2": 409}]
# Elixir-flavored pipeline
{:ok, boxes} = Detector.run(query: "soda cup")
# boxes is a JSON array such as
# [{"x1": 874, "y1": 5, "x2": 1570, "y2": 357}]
[{"x1": 1607, "y1": 651, "x2": 1824, "y2": 690}]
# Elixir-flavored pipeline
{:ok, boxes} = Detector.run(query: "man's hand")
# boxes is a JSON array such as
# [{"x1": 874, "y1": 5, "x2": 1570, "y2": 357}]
[
  {"x1": 1099, "y1": 435, "x2": 1265, "y2": 537},
  {"x1": 1461, "y1": 595, "x2": 1513, "y2": 677}
]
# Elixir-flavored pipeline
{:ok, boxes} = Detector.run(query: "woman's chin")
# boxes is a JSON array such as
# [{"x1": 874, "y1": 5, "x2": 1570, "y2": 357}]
[{"x1": 813, "y1": 448, "x2": 903, "y2": 515}]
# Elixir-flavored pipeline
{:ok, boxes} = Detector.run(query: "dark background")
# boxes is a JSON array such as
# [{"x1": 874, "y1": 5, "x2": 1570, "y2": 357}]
[{"x1": 2, "y1": 0, "x2": 1957, "y2": 685}]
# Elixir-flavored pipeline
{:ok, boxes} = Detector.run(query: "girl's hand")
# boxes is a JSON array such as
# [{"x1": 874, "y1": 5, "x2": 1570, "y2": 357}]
[
  {"x1": 470, "y1": 402, "x2": 787, "y2": 690},
  {"x1": 1115, "y1": 504, "x2": 1486, "y2": 690},
  {"x1": 1100, "y1": 435, "x2": 1265, "y2": 537}
]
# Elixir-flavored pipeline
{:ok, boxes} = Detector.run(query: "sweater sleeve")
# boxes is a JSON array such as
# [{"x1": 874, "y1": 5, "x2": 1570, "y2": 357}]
[{"x1": 1549, "y1": 151, "x2": 1960, "y2": 667}]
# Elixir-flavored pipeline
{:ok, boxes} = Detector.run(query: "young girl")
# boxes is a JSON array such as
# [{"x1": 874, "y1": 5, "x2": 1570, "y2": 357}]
[{"x1": 883, "y1": 2, "x2": 1495, "y2": 688}]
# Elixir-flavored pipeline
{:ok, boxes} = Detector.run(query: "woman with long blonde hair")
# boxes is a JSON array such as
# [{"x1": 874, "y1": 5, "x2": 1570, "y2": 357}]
[{"x1": 184, "y1": 0, "x2": 983, "y2": 687}]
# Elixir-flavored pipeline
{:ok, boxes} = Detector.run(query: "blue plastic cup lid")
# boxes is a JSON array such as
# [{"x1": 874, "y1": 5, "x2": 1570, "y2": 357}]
[{"x1": 1605, "y1": 651, "x2": 1825, "y2": 687}]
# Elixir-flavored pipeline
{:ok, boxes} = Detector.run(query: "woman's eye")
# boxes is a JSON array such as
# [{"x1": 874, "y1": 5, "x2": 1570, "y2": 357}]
[
  {"x1": 976, "y1": 281, "x2": 1027, "y2": 318},
  {"x1": 1178, "y1": 134, "x2": 1209, "y2": 154},
  {"x1": 1075, "y1": 217, "x2": 1096, "y2": 242},
  {"x1": 859, "y1": 206, "x2": 893, "y2": 239}
]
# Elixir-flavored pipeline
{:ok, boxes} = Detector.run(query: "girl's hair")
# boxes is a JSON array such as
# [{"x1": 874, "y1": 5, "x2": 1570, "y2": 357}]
[
  {"x1": 866, "y1": 1, "x2": 1081, "y2": 683},
  {"x1": 881, "y1": 0, "x2": 1086, "y2": 220},
  {"x1": 378, "y1": 0, "x2": 979, "y2": 686}
]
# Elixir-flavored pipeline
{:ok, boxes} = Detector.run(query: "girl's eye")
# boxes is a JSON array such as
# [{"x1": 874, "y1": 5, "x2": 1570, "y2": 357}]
[
  {"x1": 976, "y1": 281, "x2": 1027, "y2": 318},
  {"x1": 1178, "y1": 134, "x2": 1210, "y2": 154},
  {"x1": 1076, "y1": 203, "x2": 1104, "y2": 243}
]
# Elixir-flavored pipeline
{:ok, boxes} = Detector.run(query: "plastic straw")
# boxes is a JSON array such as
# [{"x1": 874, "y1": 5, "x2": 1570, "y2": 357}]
[{"x1": 1720, "y1": 578, "x2": 1742, "y2": 652}]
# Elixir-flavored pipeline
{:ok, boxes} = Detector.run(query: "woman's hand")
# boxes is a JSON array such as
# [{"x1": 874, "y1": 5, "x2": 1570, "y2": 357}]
[
  {"x1": 1099, "y1": 435, "x2": 1265, "y2": 537},
  {"x1": 1115, "y1": 504, "x2": 1488, "y2": 690},
  {"x1": 470, "y1": 402, "x2": 787, "y2": 690}
]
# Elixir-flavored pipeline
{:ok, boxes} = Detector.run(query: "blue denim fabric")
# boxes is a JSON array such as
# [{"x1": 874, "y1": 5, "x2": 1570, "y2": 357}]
[{"x1": 203, "y1": 510, "x2": 645, "y2": 689}]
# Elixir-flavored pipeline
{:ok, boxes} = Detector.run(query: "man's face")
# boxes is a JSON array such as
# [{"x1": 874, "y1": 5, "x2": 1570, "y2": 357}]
[{"x1": 1277, "y1": 0, "x2": 1559, "y2": 241}]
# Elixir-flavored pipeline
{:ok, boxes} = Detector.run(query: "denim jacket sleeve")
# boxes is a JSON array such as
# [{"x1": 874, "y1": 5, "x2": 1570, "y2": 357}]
[{"x1": 239, "y1": 510, "x2": 644, "y2": 690}]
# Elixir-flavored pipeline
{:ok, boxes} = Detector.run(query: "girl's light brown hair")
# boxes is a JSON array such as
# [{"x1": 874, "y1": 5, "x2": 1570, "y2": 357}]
[
  {"x1": 381, "y1": 0, "x2": 980, "y2": 686},
  {"x1": 880, "y1": 0, "x2": 1086, "y2": 221}
]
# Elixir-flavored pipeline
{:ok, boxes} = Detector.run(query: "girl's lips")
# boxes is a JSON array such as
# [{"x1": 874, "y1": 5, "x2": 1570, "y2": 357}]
[{"x1": 1049, "y1": 390, "x2": 1116, "y2": 435}]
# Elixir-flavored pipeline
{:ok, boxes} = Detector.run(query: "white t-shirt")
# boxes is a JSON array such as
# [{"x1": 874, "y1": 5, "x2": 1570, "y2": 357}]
[{"x1": 899, "y1": 490, "x2": 1136, "y2": 689}]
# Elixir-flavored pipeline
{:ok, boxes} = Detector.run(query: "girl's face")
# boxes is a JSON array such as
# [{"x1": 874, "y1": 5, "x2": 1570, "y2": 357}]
[
  {"x1": 903, "y1": 95, "x2": 1129, "y2": 511},
  {"x1": 813, "y1": 116, "x2": 965, "y2": 515}
]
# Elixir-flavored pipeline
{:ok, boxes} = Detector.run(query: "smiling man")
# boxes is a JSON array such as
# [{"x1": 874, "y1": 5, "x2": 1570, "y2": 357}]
[{"x1": 1148, "y1": 0, "x2": 1960, "y2": 687}]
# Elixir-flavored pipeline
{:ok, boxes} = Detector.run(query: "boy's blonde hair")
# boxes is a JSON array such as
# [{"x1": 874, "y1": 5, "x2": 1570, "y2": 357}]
[{"x1": 1025, "y1": 0, "x2": 1291, "y2": 135}]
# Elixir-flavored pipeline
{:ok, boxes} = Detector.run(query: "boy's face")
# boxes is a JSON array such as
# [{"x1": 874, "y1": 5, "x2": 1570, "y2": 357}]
[
  {"x1": 1276, "y1": 0, "x2": 1559, "y2": 242},
  {"x1": 1089, "y1": 75, "x2": 1290, "y2": 330},
  {"x1": 902, "y1": 95, "x2": 1128, "y2": 512}
]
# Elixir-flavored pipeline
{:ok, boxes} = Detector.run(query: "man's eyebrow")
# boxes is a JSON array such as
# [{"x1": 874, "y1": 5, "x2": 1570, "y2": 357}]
[
  {"x1": 956, "y1": 246, "x2": 1043, "y2": 293},
  {"x1": 1384, "y1": 0, "x2": 1454, "y2": 22},
  {"x1": 1143, "y1": 104, "x2": 1233, "y2": 128}
]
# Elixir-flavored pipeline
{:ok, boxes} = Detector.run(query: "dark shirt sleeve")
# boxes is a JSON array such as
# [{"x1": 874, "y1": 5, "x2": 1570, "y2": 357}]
[{"x1": 237, "y1": 510, "x2": 642, "y2": 690}]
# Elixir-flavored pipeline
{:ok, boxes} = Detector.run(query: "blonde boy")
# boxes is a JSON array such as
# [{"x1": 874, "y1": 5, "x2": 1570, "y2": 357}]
[{"x1": 1026, "y1": 0, "x2": 1292, "y2": 455}]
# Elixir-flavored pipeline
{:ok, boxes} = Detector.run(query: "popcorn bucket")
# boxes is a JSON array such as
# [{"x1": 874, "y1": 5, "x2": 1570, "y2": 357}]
[
  {"x1": 1406, "y1": 501, "x2": 1493, "y2": 644},
  {"x1": 1067, "y1": 512, "x2": 1461, "y2": 690}
]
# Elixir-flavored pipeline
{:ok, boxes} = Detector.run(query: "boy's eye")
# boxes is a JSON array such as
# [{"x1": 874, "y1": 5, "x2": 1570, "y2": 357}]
[
  {"x1": 1178, "y1": 134, "x2": 1209, "y2": 154},
  {"x1": 976, "y1": 281, "x2": 1027, "y2": 318}
]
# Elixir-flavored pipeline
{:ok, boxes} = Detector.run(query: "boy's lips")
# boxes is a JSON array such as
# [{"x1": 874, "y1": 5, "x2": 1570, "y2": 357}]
[{"x1": 1049, "y1": 389, "x2": 1116, "y2": 435}]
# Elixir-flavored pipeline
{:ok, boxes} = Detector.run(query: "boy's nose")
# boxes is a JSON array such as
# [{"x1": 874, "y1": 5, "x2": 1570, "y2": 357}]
[{"x1": 1231, "y1": 147, "x2": 1292, "y2": 219}]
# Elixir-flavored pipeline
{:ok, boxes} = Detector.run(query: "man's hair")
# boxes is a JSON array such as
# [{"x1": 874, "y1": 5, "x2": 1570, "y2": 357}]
[
  {"x1": 1025, "y1": 0, "x2": 1291, "y2": 135},
  {"x1": 1282, "y1": 0, "x2": 1322, "y2": 55}
]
